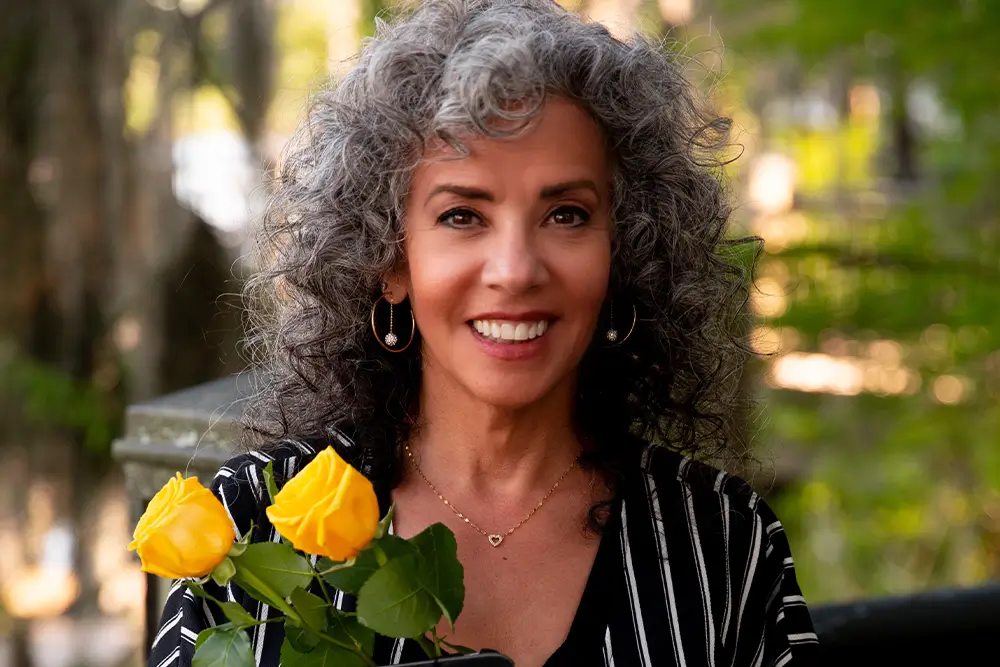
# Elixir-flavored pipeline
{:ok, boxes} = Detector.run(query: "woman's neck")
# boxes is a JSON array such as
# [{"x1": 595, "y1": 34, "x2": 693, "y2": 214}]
[{"x1": 408, "y1": 370, "x2": 582, "y2": 500}]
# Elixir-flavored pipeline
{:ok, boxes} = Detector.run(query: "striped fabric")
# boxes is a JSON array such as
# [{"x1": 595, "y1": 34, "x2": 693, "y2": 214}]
[{"x1": 147, "y1": 437, "x2": 818, "y2": 667}]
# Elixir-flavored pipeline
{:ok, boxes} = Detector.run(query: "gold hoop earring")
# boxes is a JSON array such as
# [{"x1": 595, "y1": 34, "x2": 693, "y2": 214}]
[
  {"x1": 371, "y1": 294, "x2": 415, "y2": 352},
  {"x1": 605, "y1": 301, "x2": 636, "y2": 346}
]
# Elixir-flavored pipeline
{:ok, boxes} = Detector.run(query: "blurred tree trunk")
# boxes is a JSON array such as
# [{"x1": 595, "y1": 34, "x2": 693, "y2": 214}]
[
  {"x1": 36, "y1": 0, "x2": 129, "y2": 629},
  {"x1": 0, "y1": 2, "x2": 47, "y2": 358},
  {"x1": 888, "y1": 57, "x2": 919, "y2": 184},
  {"x1": 0, "y1": 0, "x2": 276, "y2": 659},
  {"x1": 0, "y1": 5, "x2": 54, "y2": 667},
  {"x1": 160, "y1": 217, "x2": 245, "y2": 394},
  {"x1": 228, "y1": 0, "x2": 276, "y2": 148},
  {"x1": 829, "y1": 50, "x2": 853, "y2": 205}
]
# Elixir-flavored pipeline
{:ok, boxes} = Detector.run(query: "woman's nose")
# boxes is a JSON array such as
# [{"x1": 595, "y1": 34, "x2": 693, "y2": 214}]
[{"x1": 480, "y1": 222, "x2": 547, "y2": 294}]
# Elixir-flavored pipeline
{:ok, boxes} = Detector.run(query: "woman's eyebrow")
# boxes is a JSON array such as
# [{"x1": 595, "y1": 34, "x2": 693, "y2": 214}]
[
  {"x1": 425, "y1": 179, "x2": 600, "y2": 205},
  {"x1": 425, "y1": 184, "x2": 493, "y2": 204},
  {"x1": 539, "y1": 179, "x2": 600, "y2": 200}
]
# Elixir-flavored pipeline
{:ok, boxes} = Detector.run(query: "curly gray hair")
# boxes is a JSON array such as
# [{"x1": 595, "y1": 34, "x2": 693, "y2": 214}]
[{"x1": 243, "y1": 0, "x2": 758, "y2": 487}]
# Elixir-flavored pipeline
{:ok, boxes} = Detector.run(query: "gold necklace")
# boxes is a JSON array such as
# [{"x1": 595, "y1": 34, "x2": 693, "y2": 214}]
[{"x1": 403, "y1": 444, "x2": 579, "y2": 548}]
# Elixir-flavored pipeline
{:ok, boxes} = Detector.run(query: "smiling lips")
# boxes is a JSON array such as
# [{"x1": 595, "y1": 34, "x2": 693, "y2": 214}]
[{"x1": 471, "y1": 318, "x2": 550, "y2": 343}]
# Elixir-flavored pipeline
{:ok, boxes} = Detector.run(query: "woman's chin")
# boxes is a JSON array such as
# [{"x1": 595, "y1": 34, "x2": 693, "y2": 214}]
[{"x1": 462, "y1": 380, "x2": 555, "y2": 410}]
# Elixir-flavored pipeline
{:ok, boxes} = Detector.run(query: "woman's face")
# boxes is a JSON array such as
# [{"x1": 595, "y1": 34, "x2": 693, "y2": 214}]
[{"x1": 398, "y1": 97, "x2": 613, "y2": 409}]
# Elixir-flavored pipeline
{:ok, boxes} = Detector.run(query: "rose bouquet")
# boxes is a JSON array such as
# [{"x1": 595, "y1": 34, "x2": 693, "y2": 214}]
[{"x1": 129, "y1": 447, "x2": 494, "y2": 667}]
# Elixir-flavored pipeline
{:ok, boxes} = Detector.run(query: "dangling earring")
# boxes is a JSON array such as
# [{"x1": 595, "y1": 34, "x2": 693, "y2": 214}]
[
  {"x1": 606, "y1": 302, "x2": 619, "y2": 342},
  {"x1": 384, "y1": 300, "x2": 399, "y2": 347},
  {"x1": 605, "y1": 301, "x2": 637, "y2": 346},
  {"x1": 371, "y1": 294, "x2": 415, "y2": 352}
]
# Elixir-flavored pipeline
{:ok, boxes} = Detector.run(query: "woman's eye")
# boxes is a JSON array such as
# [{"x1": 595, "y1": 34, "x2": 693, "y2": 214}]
[
  {"x1": 437, "y1": 208, "x2": 481, "y2": 228},
  {"x1": 548, "y1": 206, "x2": 591, "y2": 227}
]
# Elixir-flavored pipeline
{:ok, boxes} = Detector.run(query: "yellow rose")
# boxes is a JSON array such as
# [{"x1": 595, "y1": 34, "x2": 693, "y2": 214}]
[
  {"x1": 266, "y1": 446, "x2": 380, "y2": 561},
  {"x1": 128, "y1": 473, "x2": 236, "y2": 579}
]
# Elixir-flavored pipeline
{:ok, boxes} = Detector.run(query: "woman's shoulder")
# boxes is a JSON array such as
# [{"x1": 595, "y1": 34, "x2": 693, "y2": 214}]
[
  {"x1": 214, "y1": 427, "x2": 366, "y2": 487},
  {"x1": 215, "y1": 437, "x2": 320, "y2": 489},
  {"x1": 628, "y1": 442, "x2": 788, "y2": 541},
  {"x1": 621, "y1": 443, "x2": 818, "y2": 661},
  {"x1": 206, "y1": 430, "x2": 363, "y2": 539}
]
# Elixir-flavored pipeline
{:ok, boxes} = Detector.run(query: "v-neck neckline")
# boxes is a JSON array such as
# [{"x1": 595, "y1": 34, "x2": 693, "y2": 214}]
[
  {"x1": 541, "y1": 495, "x2": 621, "y2": 666},
  {"x1": 375, "y1": 478, "x2": 622, "y2": 665}
]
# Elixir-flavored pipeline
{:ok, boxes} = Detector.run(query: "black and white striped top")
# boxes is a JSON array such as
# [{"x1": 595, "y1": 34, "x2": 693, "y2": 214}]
[{"x1": 147, "y1": 436, "x2": 818, "y2": 667}]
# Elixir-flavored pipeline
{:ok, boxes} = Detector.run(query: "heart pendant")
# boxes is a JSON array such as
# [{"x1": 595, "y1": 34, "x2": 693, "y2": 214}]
[{"x1": 487, "y1": 534, "x2": 504, "y2": 547}]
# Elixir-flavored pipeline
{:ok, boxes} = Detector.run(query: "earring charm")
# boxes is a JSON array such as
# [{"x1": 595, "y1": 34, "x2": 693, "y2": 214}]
[
  {"x1": 605, "y1": 301, "x2": 636, "y2": 346},
  {"x1": 384, "y1": 300, "x2": 399, "y2": 347},
  {"x1": 371, "y1": 294, "x2": 415, "y2": 352},
  {"x1": 606, "y1": 302, "x2": 619, "y2": 342}
]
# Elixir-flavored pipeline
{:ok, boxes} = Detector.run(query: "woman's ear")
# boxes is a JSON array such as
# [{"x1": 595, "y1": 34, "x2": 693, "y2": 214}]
[{"x1": 381, "y1": 273, "x2": 409, "y2": 304}]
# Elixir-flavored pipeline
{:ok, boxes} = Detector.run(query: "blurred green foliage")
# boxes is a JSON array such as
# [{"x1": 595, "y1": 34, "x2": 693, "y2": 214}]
[
  {"x1": 713, "y1": 0, "x2": 1000, "y2": 600},
  {"x1": 0, "y1": 350, "x2": 120, "y2": 453}
]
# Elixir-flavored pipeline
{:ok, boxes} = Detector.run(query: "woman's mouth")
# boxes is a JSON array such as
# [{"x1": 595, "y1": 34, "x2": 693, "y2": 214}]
[{"x1": 469, "y1": 318, "x2": 550, "y2": 344}]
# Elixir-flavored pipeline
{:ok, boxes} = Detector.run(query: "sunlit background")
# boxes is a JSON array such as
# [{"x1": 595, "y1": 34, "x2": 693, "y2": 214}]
[{"x1": 1, "y1": 1, "x2": 998, "y2": 666}]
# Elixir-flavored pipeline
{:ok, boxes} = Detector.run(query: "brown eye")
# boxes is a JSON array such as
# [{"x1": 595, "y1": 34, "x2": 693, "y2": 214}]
[
  {"x1": 438, "y1": 208, "x2": 481, "y2": 228},
  {"x1": 549, "y1": 206, "x2": 591, "y2": 227}
]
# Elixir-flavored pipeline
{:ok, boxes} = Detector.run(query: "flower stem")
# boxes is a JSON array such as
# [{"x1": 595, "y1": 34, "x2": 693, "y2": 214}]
[
  {"x1": 414, "y1": 634, "x2": 438, "y2": 658},
  {"x1": 236, "y1": 570, "x2": 375, "y2": 666},
  {"x1": 236, "y1": 569, "x2": 301, "y2": 622},
  {"x1": 314, "y1": 630, "x2": 377, "y2": 667},
  {"x1": 308, "y1": 560, "x2": 335, "y2": 607},
  {"x1": 372, "y1": 543, "x2": 388, "y2": 567},
  {"x1": 316, "y1": 560, "x2": 354, "y2": 576},
  {"x1": 235, "y1": 570, "x2": 375, "y2": 667},
  {"x1": 431, "y1": 627, "x2": 442, "y2": 657}
]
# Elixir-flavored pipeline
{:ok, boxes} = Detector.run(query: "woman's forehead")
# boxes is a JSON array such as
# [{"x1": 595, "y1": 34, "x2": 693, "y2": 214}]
[{"x1": 416, "y1": 97, "x2": 611, "y2": 185}]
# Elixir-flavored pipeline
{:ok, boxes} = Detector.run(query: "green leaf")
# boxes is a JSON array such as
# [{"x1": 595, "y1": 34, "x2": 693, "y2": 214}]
[
  {"x1": 279, "y1": 637, "x2": 370, "y2": 667},
  {"x1": 195, "y1": 624, "x2": 231, "y2": 652},
  {"x1": 186, "y1": 584, "x2": 251, "y2": 630},
  {"x1": 321, "y1": 554, "x2": 376, "y2": 595},
  {"x1": 193, "y1": 626, "x2": 254, "y2": 667},
  {"x1": 210, "y1": 557, "x2": 237, "y2": 587},
  {"x1": 356, "y1": 554, "x2": 440, "y2": 638},
  {"x1": 315, "y1": 557, "x2": 342, "y2": 573},
  {"x1": 227, "y1": 575, "x2": 269, "y2": 606},
  {"x1": 288, "y1": 587, "x2": 329, "y2": 631},
  {"x1": 413, "y1": 634, "x2": 438, "y2": 658},
  {"x1": 374, "y1": 534, "x2": 415, "y2": 560},
  {"x1": 285, "y1": 626, "x2": 320, "y2": 653},
  {"x1": 411, "y1": 523, "x2": 465, "y2": 627},
  {"x1": 328, "y1": 611, "x2": 375, "y2": 655},
  {"x1": 231, "y1": 542, "x2": 314, "y2": 601},
  {"x1": 375, "y1": 504, "x2": 395, "y2": 539},
  {"x1": 262, "y1": 461, "x2": 280, "y2": 505},
  {"x1": 239, "y1": 522, "x2": 254, "y2": 545},
  {"x1": 217, "y1": 602, "x2": 256, "y2": 628},
  {"x1": 322, "y1": 535, "x2": 414, "y2": 595}
]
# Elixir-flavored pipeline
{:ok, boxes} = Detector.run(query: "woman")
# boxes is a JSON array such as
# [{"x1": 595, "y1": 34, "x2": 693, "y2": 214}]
[{"x1": 149, "y1": 1, "x2": 817, "y2": 665}]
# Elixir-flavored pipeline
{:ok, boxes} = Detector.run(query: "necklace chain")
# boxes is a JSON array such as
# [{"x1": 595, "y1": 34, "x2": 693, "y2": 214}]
[{"x1": 403, "y1": 444, "x2": 579, "y2": 548}]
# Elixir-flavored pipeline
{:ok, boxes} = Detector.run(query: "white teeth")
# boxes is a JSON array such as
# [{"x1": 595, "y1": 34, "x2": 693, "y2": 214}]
[{"x1": 471, "y1": 318, "x2": 551, "y2": 343}]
